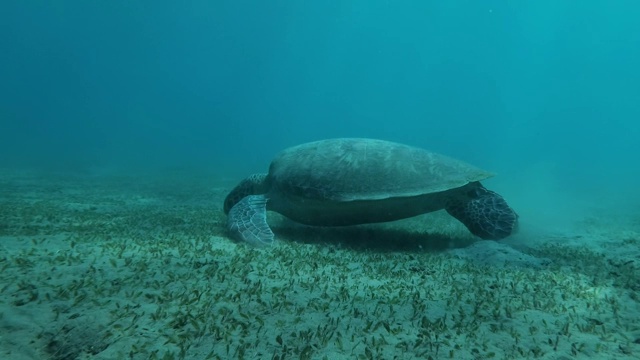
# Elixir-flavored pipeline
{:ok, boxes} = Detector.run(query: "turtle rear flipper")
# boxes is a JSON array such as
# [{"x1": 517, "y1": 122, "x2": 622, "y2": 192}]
[
  {"x1": 224, "y1": 173, "x2": 269, "y2": 214},
  {"x1": 227, "y1": 195, "x2": 274, "y2": 246},
  {"x1": 446, "y1": 187, "x2": 518, "y2": 240}
]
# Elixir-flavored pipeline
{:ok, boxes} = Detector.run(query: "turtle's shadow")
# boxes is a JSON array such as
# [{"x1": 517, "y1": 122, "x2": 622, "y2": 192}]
[{"x1": 272, "y1": 221, "x2": 476, "y2": 253}]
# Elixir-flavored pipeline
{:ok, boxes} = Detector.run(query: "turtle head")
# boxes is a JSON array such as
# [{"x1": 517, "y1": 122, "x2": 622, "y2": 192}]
[
  {"x1": 446, "y1": 183, "x2": 519, "y2": 240},
  {"x1": 223, "y1": 173, "x2": 270, "y2": 214}
]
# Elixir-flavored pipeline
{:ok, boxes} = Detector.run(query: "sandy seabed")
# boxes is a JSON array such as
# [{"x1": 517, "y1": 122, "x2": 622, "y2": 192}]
[{"x1": 0, "y1": 169, "x2": 639, "y2": 360}]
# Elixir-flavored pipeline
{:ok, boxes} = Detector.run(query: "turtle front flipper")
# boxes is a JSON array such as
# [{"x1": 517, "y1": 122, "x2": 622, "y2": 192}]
[
  {"x1": 227, "y1": 195, "x2": 274, "y2": 246},
  {"x1": 446, "y1": 185, "x2": 518, "y2": 240}
]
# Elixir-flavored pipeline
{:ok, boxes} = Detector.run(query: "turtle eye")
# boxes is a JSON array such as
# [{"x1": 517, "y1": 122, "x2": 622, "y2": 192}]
[{"x1": 467, "y1": 187, "x2": 488, "y2": 198}]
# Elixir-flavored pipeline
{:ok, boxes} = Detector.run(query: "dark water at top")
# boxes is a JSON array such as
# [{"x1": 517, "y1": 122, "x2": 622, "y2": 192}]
[{"x1": 1, "y1": 1, "x2": 639, "y2": 229}]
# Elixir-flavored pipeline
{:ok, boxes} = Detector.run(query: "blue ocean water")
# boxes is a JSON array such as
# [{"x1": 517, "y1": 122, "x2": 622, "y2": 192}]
[
  {"x1": 1, "y1": 1, "x2": 638, "y2": 224},
  {"x1": 3, "y1": 3, "x2": 640, "y2": 359}
]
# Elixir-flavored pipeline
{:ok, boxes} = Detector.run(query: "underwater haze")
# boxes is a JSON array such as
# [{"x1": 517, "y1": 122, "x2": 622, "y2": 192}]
[
  {"x1": 2, "y1": 2, "x2": 640, "y2": 179},
  {"x1": 4, "y1": 2, "x2": 640, "y2": 359},
  {"x1": 2, "y1": 1, "x2": 640, "y2": 226},
  {"x1": 3, "y1": 1, "x2": 640, "y2": 220}
]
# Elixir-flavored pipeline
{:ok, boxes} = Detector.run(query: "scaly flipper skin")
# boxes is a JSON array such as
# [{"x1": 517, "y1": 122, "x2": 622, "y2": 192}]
[
  {"x1": 223, "y1": 173, "x2": 269, "y2": 214},
  {"x1": 446, "y1": 186, "x2": 518, "y2": 240},
  {"x1": 227, "y1": 195, "x2": 274, "y2": 246}
]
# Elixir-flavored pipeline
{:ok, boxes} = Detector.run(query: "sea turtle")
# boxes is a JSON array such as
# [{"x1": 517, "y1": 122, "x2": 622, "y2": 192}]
[{"x1": 223, "y1": 138, "x2": 518, "y2": 246}]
